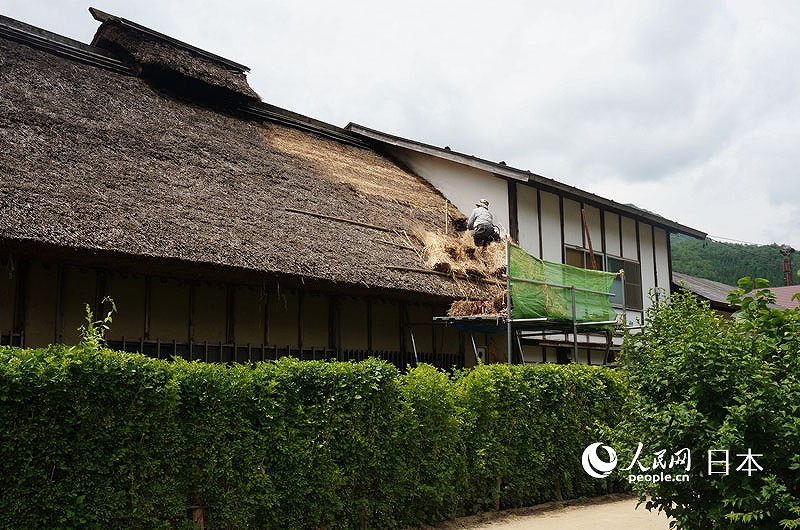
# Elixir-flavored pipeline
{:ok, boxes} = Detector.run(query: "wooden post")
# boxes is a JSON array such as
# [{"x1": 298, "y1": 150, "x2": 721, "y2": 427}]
[
  {"x1": 12, "y1": 260, "x2": 27, "y2": 339},
  {"x1": 143, "y1": 276, "x2": 152, "y2": 340},
  {"x1": 190, "y1": 499, "x2": 205, "y2": 529},
  {"x1": 581, "y1": 208, "x2": 598, "y2": 270},
  {"x1": 225, "y1": 285, "x2": 236, "y2": 345}
]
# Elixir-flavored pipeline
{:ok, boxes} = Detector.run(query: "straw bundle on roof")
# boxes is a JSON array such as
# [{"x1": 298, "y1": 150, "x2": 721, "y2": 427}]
[
  {"x1": 414, "y1": 229, "x2": 507, "y2": 280},
  {"x1": 411, "y1": 229, "x2": 511, "y2": 317},
  {"x1": 446, "y1": 289, "x2": 508, "y2": 317}
]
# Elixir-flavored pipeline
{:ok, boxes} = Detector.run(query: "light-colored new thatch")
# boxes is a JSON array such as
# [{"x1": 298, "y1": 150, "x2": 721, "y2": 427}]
[
  {"x1": 414, "y1": 229, "x2": 507, "y2": 280},
  {"x1": 410, "y1": 228, "x2": 510, "y2": 317}
]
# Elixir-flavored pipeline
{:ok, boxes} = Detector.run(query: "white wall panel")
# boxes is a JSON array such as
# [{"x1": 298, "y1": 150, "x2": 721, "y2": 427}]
[
  {"x1": 563, "y1": 198, "x2": 583, "y2": 246},
  {"x1": 654, "y1": 228, "x2": 670, "y2": 293},
  {"x1": 584, "y1": 205, "x2": 602, "y2": 256},
  {"x1": 517, "y1": 184, "x2": 540, "y2": 256},
  {"x1": 621, "y1": 217, "x2": 638, "y2": 260},
  {"x1": 639, "y1": 223, "x2": 656, "y2": 309},
  {"x1": 390, "y1": 147, "x2": 510, "y2": 235},
  {"x1": 539, "y1": 191, "x2": 562, "y2": 262},
  {"x1": 605, "y1": 212, "x2": 621, "y2": 257}
]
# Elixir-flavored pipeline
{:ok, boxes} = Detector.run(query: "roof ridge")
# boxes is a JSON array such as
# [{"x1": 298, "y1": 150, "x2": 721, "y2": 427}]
[
  {"x1": 241, "y1": 102, "x2": 368, "y2": 148},
  {"x1": 0, "y1": 13, "x2": 135, "y2": 75},
  {"x1": 89, "y1": 7, "x2": 249, "y2": 73}
]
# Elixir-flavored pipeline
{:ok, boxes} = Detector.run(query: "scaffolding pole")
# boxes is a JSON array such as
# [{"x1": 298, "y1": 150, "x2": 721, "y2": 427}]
[
  {"x1": 506, "y1": 239, "x2": 513, "y2": 364},
  {"x1": 490, "y1": 241, "x2": 625, "y2": 365},
  {"x1": 409, "y1": 326, "x2": 419, "y2": 367},
  {"x1": 571, "y1": 286, "x2": 578, "y2": 360},
  {"x1": 470, "y1": 333, "x2": 480, "y2": 364}
]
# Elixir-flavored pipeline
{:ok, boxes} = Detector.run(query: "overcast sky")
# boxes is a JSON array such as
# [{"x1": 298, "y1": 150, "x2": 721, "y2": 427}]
[{"x1": 4, "y1": 1, "x2": 800, "y2": 246}]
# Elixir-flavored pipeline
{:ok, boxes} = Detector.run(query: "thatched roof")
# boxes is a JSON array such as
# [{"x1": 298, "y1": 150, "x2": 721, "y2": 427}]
[
  {"x1": 89, "y1": 9, "x2": 260, "y2": 102},
  {"x1": 0, "y1": 18, "x2": 487, "y2": 301}
]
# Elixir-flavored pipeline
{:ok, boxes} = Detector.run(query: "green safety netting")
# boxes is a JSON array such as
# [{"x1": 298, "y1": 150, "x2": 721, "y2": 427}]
[{"x1": 508, "y1": 243, "x2": 618, "y2": 322}]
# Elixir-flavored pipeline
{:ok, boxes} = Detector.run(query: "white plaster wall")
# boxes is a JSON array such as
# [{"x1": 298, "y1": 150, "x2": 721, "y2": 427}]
[
  {"x1": 377, "y1": 143, "x2": 675, "y2": 333},
  {"x1": 621, "y1": 217, "x2": 638, "y2": 260},
  {"x1": 387, "y1": 147, "x2": 510, "y2": 234},
  {"x1": 563, "y1": 199, "x2": 583, "y2": 246},
  {"x1": 544, "y1": 347, "x2": 558, "y2": 363},
  {"x1": 639, "y1": 223, "x2": 656, "y2": 310},
  {"x1": 654, "y1": 228, "x2": 670, "y2": 293},
  {"x1": 539, "y1": 191, "x2": 562, "y2": 261},
  {"x1": 517, "y1": 184, "x2": 540, "y2": 256},
  {"x1": 605, "y1": 212, "x2": 621, "y2": 257}
]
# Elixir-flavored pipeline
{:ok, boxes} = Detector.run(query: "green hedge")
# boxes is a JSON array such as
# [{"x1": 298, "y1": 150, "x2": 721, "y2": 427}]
[{"x1": 0, "y1": 345, "x2": 627, "y2": 529}]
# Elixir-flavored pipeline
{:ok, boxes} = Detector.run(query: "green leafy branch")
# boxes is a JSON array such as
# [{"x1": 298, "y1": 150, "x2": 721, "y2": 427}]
[{"x1": 74, "y1": 296, "x2": 116, "y2": 350}]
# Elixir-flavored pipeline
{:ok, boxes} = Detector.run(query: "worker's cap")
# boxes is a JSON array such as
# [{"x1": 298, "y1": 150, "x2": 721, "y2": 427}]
[{"x1": 476, "y1": 199, "x2": 489, "y2": 207}]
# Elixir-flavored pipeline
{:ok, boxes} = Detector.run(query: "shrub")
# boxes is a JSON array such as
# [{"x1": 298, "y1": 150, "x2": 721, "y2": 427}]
[
  {"x1": 396, "y1": 363, "x2": 466, "y2": 523},
  {"x1": 620, "y1": 284, "x2": 800, "y2": 529},
  {"x1": 0, "y1": 347, "x2": 627, "y2": 529},
  {"x1": 457, "y1": 363, "x2": 627, "y2": 512},
  {"x1": 0, "y1": 345, "x2": 186, "y2": 530}
]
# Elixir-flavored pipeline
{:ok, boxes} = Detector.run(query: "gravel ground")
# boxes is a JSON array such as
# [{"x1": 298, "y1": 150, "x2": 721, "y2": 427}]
[{"x1": 423, "y1": 494, "x2": 671, "y2": 530}]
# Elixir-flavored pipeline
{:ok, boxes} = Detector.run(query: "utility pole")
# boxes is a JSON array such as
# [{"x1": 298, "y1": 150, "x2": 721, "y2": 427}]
[{"x1": 780, "y1": 245, "x2": 796, "y2": 286}]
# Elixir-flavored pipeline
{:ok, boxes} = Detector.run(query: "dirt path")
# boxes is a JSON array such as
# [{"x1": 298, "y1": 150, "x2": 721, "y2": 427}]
[{"x1": 430, "y1": 495, "x2": 671, "y2": 530}]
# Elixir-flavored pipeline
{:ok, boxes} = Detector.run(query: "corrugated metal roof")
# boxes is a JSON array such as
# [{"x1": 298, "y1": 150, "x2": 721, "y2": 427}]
[
  {"x1": 672, "y1": 272, "x2": 736, "y2": 306},
  {"x1": 760, "y1": 285, "x2": 800, "y2": 309}
]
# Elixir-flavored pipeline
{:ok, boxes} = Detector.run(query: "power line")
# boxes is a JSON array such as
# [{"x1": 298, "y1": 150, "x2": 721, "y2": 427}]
[{"x1": 707, "y1": 234, "x2": 776, "y2": 246}]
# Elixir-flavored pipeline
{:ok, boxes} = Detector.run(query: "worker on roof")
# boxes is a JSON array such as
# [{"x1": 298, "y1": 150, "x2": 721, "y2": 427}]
[{"x1": 467, "y1": 198, "x2": 499, "y2": 247}]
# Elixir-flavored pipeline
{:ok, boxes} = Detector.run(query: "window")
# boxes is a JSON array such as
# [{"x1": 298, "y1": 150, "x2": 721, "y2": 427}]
[
  {"x1": 607, "y1": 257, "x2": 642, "y2": 310},
  {"x1": 564, "y1": 246, "x2": 643, "y2": 311},
  {"x1": 565, "y1": 247, "x2": 603, "y2": 270}
]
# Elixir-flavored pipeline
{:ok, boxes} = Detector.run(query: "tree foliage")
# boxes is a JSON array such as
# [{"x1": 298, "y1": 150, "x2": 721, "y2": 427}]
[
  {"x1": 671, "y1": 234, "x2": 799, "y2": 287},
  {"x1": 619, "y1": 284, "x2": 800, "y2": 529}
]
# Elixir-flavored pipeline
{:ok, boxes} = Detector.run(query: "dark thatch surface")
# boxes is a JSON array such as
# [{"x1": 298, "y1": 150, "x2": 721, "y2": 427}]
[
  {"x1": 91, "y1": 22, "x2": 260, "y2": 101},
  {"x1": 0, "y1": 35, "x2": 488, "y2": 300}
]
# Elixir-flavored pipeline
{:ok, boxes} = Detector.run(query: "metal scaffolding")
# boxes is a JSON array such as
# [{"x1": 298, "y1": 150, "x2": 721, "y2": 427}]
[{"x1": 433, "y1": 240, "x2": 626, "y2": 365}]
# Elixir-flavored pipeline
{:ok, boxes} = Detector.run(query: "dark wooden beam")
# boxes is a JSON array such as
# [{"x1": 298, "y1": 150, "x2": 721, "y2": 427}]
[
  {"x1": 188, "y1": 283, "x2": 196, "y2": 343},
  {"x1": 507, "y1": 180, "x2": 519, "y2": 242},
  {"x1": 366, "y1": 298, "x2": 373, "y2": 353},
  {"x1": 143, "y1": 276, "x2": 151, "y2": 340},
  {"x1": 296, "y1": 290, "x2": 303, "y2": 352},
  {"x1": 537, "y1": 189, "x2": 543, "y2": 259}
]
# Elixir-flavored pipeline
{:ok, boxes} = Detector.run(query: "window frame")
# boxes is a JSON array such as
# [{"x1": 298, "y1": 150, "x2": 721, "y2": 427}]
[
  {"x1": 607, "y1": 255, "x2": 643, "y2": 311},
  {"x1": 563, "y1": 245, "x2": 643, "y2": 311}
]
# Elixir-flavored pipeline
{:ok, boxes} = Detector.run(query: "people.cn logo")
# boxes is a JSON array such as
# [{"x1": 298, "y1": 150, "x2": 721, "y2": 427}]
[{"x1": 582, "y1": 442, "x2": 618, "y2": 478}]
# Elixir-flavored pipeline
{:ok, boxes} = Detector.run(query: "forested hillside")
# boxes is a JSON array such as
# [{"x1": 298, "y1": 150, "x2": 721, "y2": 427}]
[{"x1": 670, "y1": 234, "x2": 799, "y2": 287}]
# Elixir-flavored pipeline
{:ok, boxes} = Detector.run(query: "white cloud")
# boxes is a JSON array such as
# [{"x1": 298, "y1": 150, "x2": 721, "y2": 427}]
[{"x1": 3, "y1": 0, "x2": 800, "y2": 245}]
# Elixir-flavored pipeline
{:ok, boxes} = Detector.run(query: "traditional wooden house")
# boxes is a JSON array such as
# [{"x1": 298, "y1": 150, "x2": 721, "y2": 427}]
[
  {"x1": 345, "y1": 125, "x2": 706, "y2": 363},
  {"x1": 0, "y1": 9, "x2": 488, "y2": 368},
  {"x1": 1, "y1": 9, "x2": 705, "y2": 367}
]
